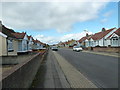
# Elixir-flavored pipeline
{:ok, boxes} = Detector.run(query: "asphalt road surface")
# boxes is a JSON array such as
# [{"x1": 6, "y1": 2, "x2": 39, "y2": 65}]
[{"x1": 57, "y1": 48, "x2": 118, "y2": 88}]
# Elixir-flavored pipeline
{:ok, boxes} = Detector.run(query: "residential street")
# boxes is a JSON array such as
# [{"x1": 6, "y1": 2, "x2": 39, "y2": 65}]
[
  {"x1": 57, "y1": 48, "x2": 118, "y2": 88},
  {"x1": 31, "y1": 48, "x2": 118, "y2": 88}
]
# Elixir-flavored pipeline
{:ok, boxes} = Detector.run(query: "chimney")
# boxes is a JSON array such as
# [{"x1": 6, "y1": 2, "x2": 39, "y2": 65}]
[
  {"x1": 0, "y1": 21, "x2": 2, "y2": 24},
  {"x1": 86, "y1": 33, "x2": 89, "y2": 37},
  {"x1": 0, "y1": 21, "x2": 2, "y2": 27},
  {"x1": 102, "y1": 28, "x2": 106, "y2": 32}
]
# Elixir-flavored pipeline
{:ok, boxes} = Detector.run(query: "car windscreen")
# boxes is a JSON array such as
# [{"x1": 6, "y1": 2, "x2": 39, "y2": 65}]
[
  {"x1": 74, "y1": 46, "x2": 80, "y2": 48},
  {"x1": 52, "y1": 47, "x2": 57, "y2": 49}
]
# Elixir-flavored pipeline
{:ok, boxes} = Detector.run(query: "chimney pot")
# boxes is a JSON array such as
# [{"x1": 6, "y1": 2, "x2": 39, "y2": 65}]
[{"x1": 102, "y1": 28, "x2": 106, "y2": 32}]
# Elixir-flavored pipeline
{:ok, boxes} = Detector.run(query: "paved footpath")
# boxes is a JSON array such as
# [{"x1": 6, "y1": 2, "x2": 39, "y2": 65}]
[
  {"x1": 31, "y1": 50, "x2": 97, "y2": 88},
  {"x1": 31, "y1": 50, "x2": 70, "y2": 88}
]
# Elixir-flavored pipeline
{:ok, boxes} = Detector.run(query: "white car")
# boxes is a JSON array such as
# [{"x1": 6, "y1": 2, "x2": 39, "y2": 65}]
[
  {"x1": 51, "y1": 46, "x2": 58, "y2": 51},
  {"x1": 73, "y1": 46, "x2": 83, "y2": 52}
]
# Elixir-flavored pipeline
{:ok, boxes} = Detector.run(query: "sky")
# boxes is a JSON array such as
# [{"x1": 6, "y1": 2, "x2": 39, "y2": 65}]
[{"x1": 0, "y1": 0, "x2": 119, "y2": 45}]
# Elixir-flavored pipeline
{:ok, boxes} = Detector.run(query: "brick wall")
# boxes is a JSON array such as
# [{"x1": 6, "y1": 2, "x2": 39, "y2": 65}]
[{"x1": 93, "y1": 47, "x2": 120, "y2": 53}]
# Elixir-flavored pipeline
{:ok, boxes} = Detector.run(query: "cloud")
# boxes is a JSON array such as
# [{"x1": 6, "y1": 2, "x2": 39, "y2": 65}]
[
  {"x1": 103, "y1": 10, "x2": 113, "y2": 17},
  {"x1": 34, "y1": 30, "x2": 92, "y2": 44},
  {"x1": 100, "y1": 18, "x2": 108, "y2": 23},
  {"x1": 100, "y1": 10, "x2": 113, "y2": 23},
  {"x1": 1, "y1": 2, "x2": 108, "y2": 33}
]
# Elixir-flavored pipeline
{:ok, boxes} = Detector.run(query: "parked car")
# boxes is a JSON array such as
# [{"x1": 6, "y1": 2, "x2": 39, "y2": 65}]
[
  {"x1": 73, "y1": 46, "x2": 83, "y2": 52},
  {"x1": 51, "y1": 46, "x2": 58, "y2": 51}
]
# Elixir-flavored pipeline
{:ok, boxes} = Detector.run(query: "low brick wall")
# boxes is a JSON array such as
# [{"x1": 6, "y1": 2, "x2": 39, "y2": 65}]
[
  {"x1": 1, "y1": 50, "x2": 47, "y2": 88},
  {"x1": 93, "y1": 47, "x2": 120, "y2": 53}
]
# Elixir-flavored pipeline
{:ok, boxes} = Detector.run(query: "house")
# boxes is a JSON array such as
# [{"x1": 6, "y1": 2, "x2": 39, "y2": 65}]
[
  {"x1": 32, "y1": 39, "x2": 43, "y2": 50},
  {"x1": 107, "y1": 28, "x2": 120, "y2": 47},
  {"x1": 27, "y1": 35, "x2": 34, "y2": 51},
  {"x1": 12, "y1": 32, "x2": 29, "y2": 53},
  {"x1": 0, "y1": 31, "x2": 7, "y2": 56},
  {"x1": 85, "y1": 28, "x2": 116, "y2": 47},
  {"x1": 57, "y1": 41, "x2": 65, "y2": 47},
  {"x1": 64, "y1": 39, "x2": 77, "y2": 48},
  {"x1": 35, "y1": 39, "x2": 43, "y2": 49},
  {"x1": 0, "y1": 24, "x2": 18, "y2": 56},
  {"x1": 78, "y1": 33, "x2": 92, "y2": 47}
]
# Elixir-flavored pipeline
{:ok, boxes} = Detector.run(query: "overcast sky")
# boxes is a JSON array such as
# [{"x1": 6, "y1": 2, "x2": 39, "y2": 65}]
[{"x1": 1, "y1": 0, "x2": 119, "y2": 45}]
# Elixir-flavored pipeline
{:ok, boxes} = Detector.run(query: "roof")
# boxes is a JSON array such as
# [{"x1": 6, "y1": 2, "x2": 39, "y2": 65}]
[
  {"x1": 12, "y1": 32, "x2": 26, "y2": 39},
  {"x1": 0, "y1": 24, "x2": 16, "y2": 38},
  {"x1": 78, "y1": 36, "x2": 87, "y2": 43},
  {"x1": 114, "y1": 28, "x2": 120, "y2": 36},
  {"x1": 78, "y1": 34, "x2": 92, "y2": 43},
  {"x1": 107, "y1": 28, "x2": 120, "y2": 39},
  {"x1": 65, "y1": 39, "x2": 76, "y2": 44},
  {"x1": 90, "y1": 28, "x2": 116, "y2": 40}
]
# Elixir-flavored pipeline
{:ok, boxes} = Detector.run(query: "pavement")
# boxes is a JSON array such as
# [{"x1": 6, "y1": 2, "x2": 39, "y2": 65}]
[
  {"x1": 31, "y1": 50, "x2": 71, "y2": 88},
  {"x1": 31, "y1": 49, "x2": 97, "y2": 88},
  {"x1": 82, "y1": 50, "x2": 120, "y2": 58}
]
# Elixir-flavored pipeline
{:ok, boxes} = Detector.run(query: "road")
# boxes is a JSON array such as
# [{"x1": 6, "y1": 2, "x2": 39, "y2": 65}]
[
  {"x1": 31, "y1": 48, "x2": 118, "y2": 88},
  {"x1": 57, "y1": 48, "x2": 118, "y2": 88}
]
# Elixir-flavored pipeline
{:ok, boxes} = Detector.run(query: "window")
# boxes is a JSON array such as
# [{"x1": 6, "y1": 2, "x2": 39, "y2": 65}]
[
  {"x1": 112, "y1": 38, "x2": 118, "y2": 46},
  {"x1": 8, "y1": 39, "x2": 13, "y2": 52}
]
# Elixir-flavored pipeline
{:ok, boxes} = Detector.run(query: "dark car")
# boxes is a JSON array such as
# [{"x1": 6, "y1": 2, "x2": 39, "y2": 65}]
[{"x1": 51, "y1": 46, "x2": 58, "y2": 51}]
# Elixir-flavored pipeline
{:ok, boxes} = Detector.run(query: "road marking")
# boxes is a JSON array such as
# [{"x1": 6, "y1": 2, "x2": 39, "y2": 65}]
[
  {"x1": 53, "y1": 51, "x2": 97, "y2": 88},
  {"x1": 82, "y1": 51, "x2": 120, "y2": 58}
]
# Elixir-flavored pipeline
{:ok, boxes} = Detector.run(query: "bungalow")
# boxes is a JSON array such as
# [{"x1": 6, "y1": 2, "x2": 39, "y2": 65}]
[
  {"x1": 32, "y1": 39, "x2": 43, "y2": 50},
  {"x1": 78, "y1": 33, "x2": 92, "y2": 47},
  {"x1": 0, "y1": 32, "x2": 7, "y2": 56},
  {"x1": 86, "y1": 28, "x2": 116, "y2": 47},
  {"x1": 0, "y1": 24, "x2": 18, "y2": 56},
  {"x1": 12, "y1": 32, "x2": 29, "y2": 53},
  {"x1": 27, "y1": 35, "x2": 34, "y2": 51},
  {"x1": 107, "y1": 28, "x2": 120, "y2": 47},
  {"x1": 57, "y1": 41, "x2": 65, "y2": 47},
  {"x1": 65, "y1": 39, "x2": 77, "y2": 47}
]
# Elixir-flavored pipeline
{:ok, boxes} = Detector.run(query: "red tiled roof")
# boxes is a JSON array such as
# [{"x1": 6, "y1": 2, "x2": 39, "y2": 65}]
[
  {"x1": 90, "y1": 28, "x2": 116, "y2": 40},
  {"x1": 12, "y1": 32, "x2": 26, "y2": 39},
  {"x1": 107, "y1": 28, "x2": 120, "y2": 39},
  {"x1": 0, "y1": 24, "x2": 16, "y2": 38},
  {"x1": 78, "y1": 36, "x2": 87, "y2": 43},
  {"x1": 33, "y1": 39, "x2": 45, "y2": 45},
  {"x1": 64, "y1": 39, "x2": 76, "y2": 44},
  {"x1": 78, "y1": 34, "x2": 92, "y2": 43},
  {"x1": 114, "y1": 28, "x2": 120, "y2": 36}
]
